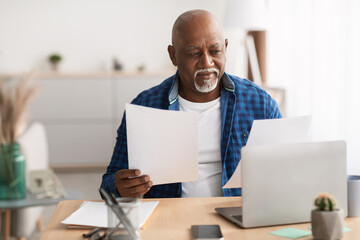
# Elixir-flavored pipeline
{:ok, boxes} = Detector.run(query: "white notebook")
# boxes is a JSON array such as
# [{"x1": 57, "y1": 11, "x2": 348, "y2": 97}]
[{"x1": 61, "y1": 201, "x2": 159, "y2": 229}]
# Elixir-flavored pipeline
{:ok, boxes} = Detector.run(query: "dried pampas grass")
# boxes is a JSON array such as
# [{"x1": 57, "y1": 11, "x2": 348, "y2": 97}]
[{"x1": 0, "y1": 72, "x2": 39, "y2": 144}]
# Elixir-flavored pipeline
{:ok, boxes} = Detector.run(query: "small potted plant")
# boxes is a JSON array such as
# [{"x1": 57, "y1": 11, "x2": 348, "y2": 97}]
[
  {"x1": 48, "y1": 53, "x2": 62, "y2": 71},
  {"x1": 311, "y1": 193, "x2": 344, "y2": 240}
]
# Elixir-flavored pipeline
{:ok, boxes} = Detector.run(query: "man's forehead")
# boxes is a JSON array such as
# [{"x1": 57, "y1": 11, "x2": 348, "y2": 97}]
[
  {"x1": 172, "y1": 10, "x2": 224, "y2": 46},
  {"x1": 184, "y1": 43, "x2": 221, "y2": 50}
]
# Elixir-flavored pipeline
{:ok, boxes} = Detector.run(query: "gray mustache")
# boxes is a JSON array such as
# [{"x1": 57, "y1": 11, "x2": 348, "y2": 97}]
[{"x1": 194, "y1": 68, "x2": 219, "y2": 78}]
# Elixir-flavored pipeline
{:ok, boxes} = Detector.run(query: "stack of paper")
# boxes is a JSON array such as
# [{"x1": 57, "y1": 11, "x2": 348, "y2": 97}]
[{"x1": 61, "y1": 201, "x2": 159, "y2": 229}]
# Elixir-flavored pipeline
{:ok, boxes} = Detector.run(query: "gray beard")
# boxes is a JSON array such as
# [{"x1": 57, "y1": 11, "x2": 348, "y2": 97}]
[{"x1": 194, "y1": 77, "x2": 218, "y2": 93}]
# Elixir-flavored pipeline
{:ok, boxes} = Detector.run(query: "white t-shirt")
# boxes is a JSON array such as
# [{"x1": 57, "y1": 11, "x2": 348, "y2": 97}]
[{"x1": 179, "y1": 95, "x2": 223, "y2": 197}]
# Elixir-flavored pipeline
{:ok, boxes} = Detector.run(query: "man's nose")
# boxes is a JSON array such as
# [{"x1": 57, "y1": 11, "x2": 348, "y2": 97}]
[{"x1": 198, "y1": 52, "x2": 214, "y2": 69}]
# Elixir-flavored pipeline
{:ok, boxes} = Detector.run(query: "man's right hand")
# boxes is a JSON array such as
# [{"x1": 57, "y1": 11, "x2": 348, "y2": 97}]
[{"x1": 115, "y1": 169, "x2": 153, "y2": 198}]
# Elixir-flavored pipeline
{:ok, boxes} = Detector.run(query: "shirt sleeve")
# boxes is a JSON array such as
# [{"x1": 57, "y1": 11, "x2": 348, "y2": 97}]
[
  {"x1": 265, "y1": 94, "x2": 283, "y2": 119},
  {"x1": 100, "y1": 114, "x2": 128, "y2": 198}
]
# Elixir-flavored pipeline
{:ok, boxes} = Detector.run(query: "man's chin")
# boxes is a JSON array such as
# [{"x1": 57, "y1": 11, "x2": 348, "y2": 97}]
[
  {"x1": 195, "y1": 76, "x2": 217, "y2": 85},
  {"x1": 194, "y1": 78, "x2": 219, "y2": 93}
]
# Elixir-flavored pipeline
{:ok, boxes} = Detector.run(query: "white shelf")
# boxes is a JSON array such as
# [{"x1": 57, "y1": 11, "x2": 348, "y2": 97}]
[
  {"x1": 0, "y1": 71, "x2": 174, "y2": 79},
  {"x1": 23, "y1": 72, "x2": 171, "y2": 167}
]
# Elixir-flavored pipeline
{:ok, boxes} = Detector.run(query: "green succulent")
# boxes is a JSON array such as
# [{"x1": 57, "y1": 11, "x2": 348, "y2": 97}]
[
  {"x1": 48, "y1": 54, "x2": 62, "y2": 64},
  {"x1": 314, "y1": 193, "x2": 336, "y2": 211}
]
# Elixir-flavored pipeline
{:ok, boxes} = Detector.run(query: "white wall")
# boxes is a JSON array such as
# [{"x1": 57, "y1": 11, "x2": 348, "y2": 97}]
[
  {"x1": 0, "y1": 0, "x2": 226, "y2": 72},
  {"x1": 267, "y1": 0, "x2": 360, "y2": 174}
]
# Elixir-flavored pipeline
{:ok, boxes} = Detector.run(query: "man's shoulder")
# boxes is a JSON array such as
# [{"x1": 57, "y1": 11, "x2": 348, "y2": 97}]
[
  {"x1": 226, "y1": 73, "x2": 270, "y2": 97},
  {"x1": 226, "y1": 73, "x2": 282, "y2": 118},
  {"x1": 131, "y1": 74, "x2": 175, "y2": 107}
]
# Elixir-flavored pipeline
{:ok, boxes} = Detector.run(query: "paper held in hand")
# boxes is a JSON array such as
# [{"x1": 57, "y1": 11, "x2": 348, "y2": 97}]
[
  {"x1": 126, "y1": 103, "x2": 199, "y2": 185},
  {"x1": 223, "y1": 115, "x2": 311, "y2": 188}
]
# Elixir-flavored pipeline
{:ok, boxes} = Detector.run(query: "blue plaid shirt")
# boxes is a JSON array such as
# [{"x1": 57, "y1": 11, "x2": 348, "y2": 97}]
[{"x1": 101, "y1": 72, "x2": 282, "y2": 198}]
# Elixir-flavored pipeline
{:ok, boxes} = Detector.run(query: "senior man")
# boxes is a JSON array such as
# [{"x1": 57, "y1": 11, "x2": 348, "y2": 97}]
[{"x1": 101, "y1": 9, "x2": 282, "y2": 198}]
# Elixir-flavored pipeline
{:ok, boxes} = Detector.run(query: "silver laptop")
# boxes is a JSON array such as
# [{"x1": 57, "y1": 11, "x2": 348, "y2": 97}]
[{"x1": 216, "y1": 141, "x2": 347, "y2": 228}]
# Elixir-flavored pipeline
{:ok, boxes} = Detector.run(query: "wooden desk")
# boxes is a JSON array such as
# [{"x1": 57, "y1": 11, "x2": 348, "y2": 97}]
[{"x1": 42, "y1": 197, "x2": 360, "y2": 240}]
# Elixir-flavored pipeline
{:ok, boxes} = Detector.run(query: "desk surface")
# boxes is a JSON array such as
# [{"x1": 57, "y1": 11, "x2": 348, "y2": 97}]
[{"x1": 41, "y1": 197, "x2": 360, "y2": 240}]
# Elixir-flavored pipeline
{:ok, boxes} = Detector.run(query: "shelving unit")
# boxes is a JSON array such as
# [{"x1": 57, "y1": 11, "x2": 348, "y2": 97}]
[{"x1": 1, "y1": 71, "x2": 173, "y2": 169}]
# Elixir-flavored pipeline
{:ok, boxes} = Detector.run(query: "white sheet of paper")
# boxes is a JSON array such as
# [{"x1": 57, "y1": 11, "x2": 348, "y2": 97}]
[
  {"x1": 246, "y1": 115, "x2": 312, "y2": 146},
  {"x1": 61, "y1": 201, "x2": 159, "y2": 228},
  {"x1": 126, "y1": 103, "x2": 198, "y2": 185},
  {"x1": 223, "y1": 116, "x2": 312, "y2": 188},
  {"x1": 222, "y1": 162, "x2": 242, "y2": 189}
]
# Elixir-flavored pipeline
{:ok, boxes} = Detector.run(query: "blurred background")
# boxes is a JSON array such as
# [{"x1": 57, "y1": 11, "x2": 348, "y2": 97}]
[
  {"x1": 1, "y1": 0, "x2": 360, "y2": 238},
  {"x1": 2, "y1": 0, "x2": 356, "y2": 170}
]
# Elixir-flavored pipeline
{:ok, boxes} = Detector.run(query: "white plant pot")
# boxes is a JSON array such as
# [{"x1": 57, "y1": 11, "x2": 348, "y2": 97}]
[
  {"x1": 50, "y1": 62, "x2": 60, "y2": 72},
  {"x1": 311, "y1": 209, "x2": 344, "y2": 240}
]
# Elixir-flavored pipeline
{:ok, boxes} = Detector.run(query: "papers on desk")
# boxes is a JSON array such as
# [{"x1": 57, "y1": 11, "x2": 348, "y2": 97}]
[
  {"x1": 223, "y1": 116, "x2": 311, "y2": 188},
  {"x1": 126, "y1": 103, "x2": 199, "y2": 185},
  {"x1": 61, "y1": 201, "x2": 159, "y2": 229}
]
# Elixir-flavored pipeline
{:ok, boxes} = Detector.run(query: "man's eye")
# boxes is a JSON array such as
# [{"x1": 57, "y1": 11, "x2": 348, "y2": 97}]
[
  {"x1": 189, "y1": 52, "x2": 200, "y2": 57},
  {"x1": 211, "y1": 50, "x2": 221, "y2": 55}
]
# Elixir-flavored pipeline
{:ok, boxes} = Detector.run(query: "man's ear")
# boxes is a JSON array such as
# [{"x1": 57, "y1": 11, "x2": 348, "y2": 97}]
[{"x1": 168, "y1": 45, "x2": 177, "y2": 66}]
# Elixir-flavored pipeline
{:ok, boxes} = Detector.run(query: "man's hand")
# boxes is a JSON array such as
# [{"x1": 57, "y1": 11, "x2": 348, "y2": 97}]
[{"x1": 115, "y1": 169, "x2": 153, "y2": 197}]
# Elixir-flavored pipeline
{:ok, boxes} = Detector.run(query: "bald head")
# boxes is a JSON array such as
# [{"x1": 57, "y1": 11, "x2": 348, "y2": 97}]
[{"x1": 171, "y1": 10, "x2": 225, "y2": 46}]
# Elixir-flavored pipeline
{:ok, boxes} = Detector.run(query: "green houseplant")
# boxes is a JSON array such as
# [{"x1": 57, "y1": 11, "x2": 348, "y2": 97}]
[
  {"x1": 311, "y1": 193, "x2": 344, "y2": 240},
  {"x1": 0, "y1": 73, "x2": 38, "y2": 199},
  {"x1": 48, "y1": 53, "x2": 62, "y2": 71}
]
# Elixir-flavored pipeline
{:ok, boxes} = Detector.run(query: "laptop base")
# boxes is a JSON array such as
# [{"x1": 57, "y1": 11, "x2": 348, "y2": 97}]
[{"x1": 215, "y1": 207, "x2": 243, "y2": 227}]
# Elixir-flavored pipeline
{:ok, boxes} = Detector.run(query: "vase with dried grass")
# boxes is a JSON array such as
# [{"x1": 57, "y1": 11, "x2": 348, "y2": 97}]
[{"x1": 0, "y1": 73, "x2": 38, "y2": 199}]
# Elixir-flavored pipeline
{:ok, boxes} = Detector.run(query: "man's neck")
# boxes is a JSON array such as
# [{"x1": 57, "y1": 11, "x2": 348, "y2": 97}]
[{"x1": 178, "y1": 85, "x2": 221, "y2": 103}]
